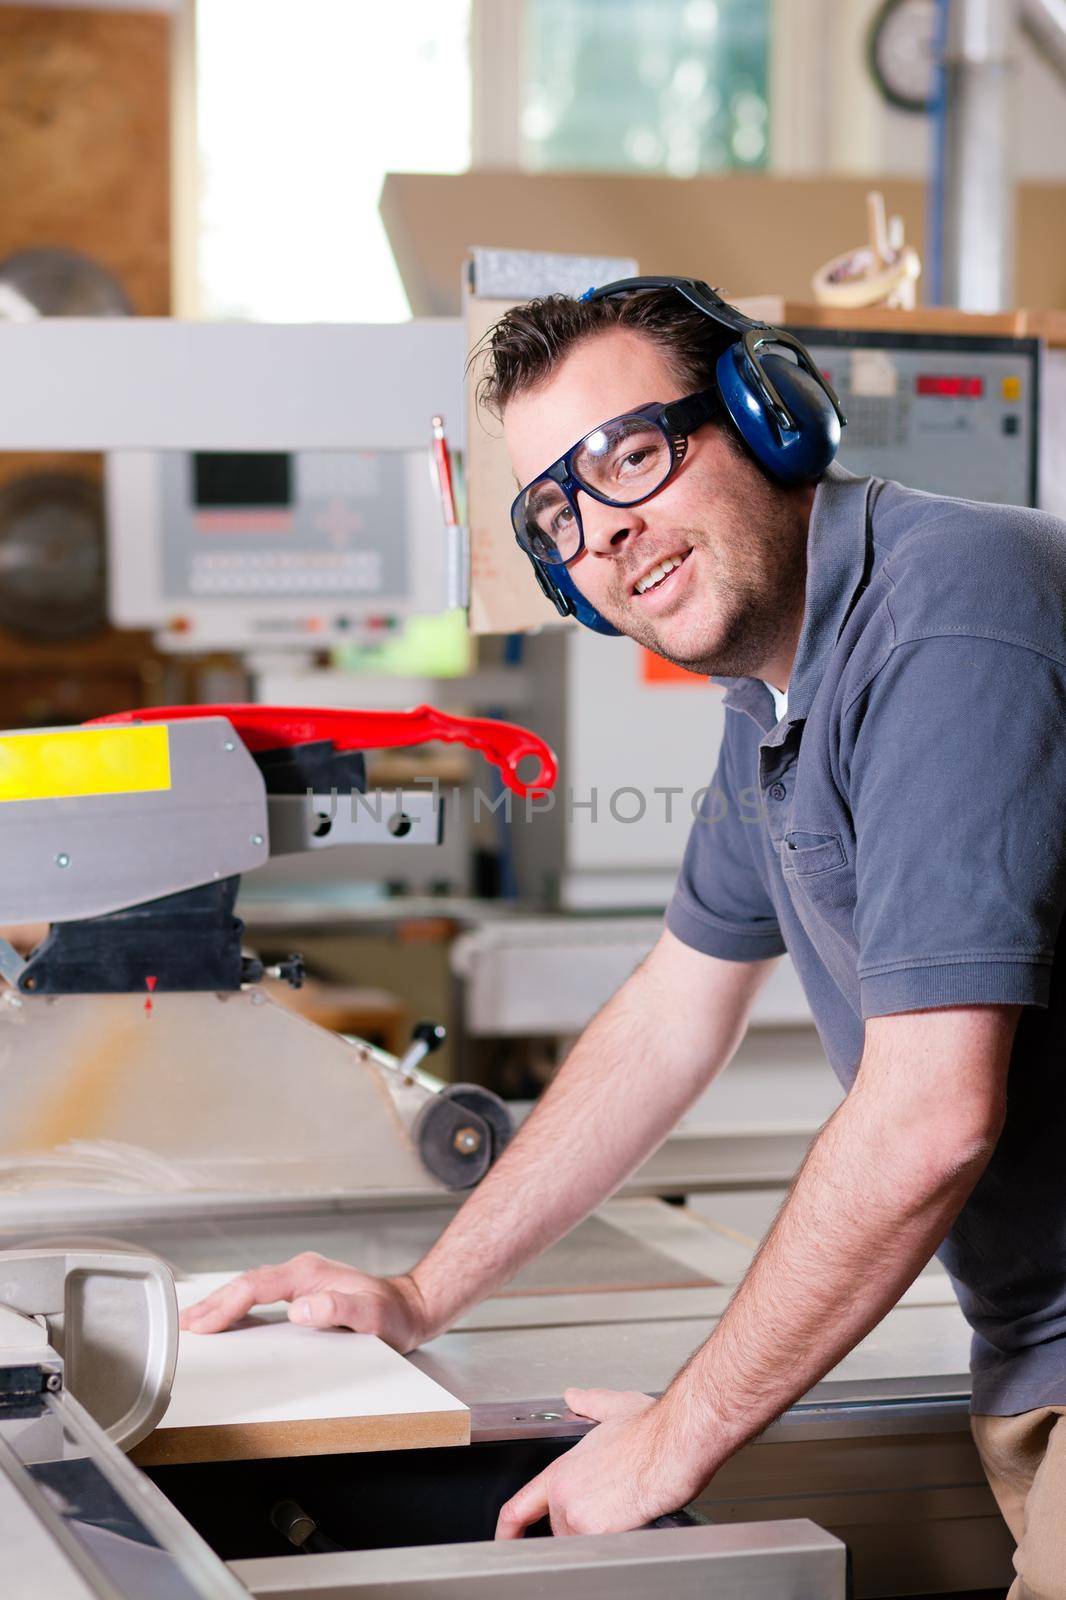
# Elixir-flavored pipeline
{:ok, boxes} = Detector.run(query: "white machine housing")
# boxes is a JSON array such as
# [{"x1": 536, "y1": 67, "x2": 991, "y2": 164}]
[{"x1": 0, "y1": 317, "x2": 466, "y2": 650}]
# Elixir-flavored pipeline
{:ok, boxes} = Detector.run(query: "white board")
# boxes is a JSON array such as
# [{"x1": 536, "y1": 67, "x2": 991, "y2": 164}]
[{"x1": 132, "y1": 1273, "x2": 469, "y2": 1465}]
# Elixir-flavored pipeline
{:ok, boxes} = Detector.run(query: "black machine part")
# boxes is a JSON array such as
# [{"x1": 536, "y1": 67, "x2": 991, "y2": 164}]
[
  {"x1": 414, "y1": 1084, "x2": 514, "y2": 1191},
  {"x1": 270, "y1": 1499, "x2": 342, "y2": 1555},
  {"x1": 252, "y1": 738, "x2": 367, "y2": 798},
  {"x1": 395, "y1": 1019, "x2": 448, "y2": 1084},
  {"x1": 267, "y1": 953, "x2": 306, "y2": 989},
  {"x1": 20, "y1": 878, "x2": 247, "y2": 995}
]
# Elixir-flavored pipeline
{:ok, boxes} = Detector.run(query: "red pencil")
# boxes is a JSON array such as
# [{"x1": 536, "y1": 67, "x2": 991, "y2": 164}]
[{"x1": 431, "y1": 414, "x2": 459, "y2": 528}]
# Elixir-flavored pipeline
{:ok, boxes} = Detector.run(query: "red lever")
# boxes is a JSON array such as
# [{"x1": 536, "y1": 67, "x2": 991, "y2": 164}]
[{"x1": 90, "y1": 703, "x2": 557, "y2": 799}]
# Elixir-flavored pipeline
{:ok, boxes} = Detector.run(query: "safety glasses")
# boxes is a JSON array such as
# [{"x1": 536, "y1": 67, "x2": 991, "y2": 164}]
[{"x1": 510, "y1": 388, "x2": 720, "y2": 567}]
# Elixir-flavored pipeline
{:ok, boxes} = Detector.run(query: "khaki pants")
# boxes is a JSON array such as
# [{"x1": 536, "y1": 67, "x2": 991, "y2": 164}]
[{"x1": 973, "y1": 1408, "x2": 1066, "y2": 1599}]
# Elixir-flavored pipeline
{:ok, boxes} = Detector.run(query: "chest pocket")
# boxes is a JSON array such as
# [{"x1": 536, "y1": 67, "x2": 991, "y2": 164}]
[
  {"x1": 781, "y1": 830, "x2": 858, "y2": 979},
  {"x1": 782, "y1": 830, "x2": 847, "y2": 875}
]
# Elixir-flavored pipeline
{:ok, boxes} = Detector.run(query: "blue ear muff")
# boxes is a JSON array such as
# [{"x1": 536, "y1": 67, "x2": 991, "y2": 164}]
[
  {"x1": 529, "y1": 555, "x2": 620, "y2": 636},
  {"x1": 716, "y1": 345, "x2": 841, "y2": 485}
]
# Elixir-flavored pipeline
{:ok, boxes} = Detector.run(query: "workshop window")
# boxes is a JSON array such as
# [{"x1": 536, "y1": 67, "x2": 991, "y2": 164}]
[
  {"x1": 195, "y1": 0, "x2": 471, "y2": 322},
  {"x1": 522, "y1": 0, "x2": 770, "y2": 175}
]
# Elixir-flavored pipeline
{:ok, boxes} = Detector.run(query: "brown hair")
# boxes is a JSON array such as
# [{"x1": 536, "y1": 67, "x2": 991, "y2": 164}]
[{"x1": 475, "y1": 286, "x2": 737, "y2": 422}]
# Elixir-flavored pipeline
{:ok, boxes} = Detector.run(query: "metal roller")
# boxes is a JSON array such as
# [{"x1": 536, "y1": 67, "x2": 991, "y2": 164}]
[{"x1": 414, "y1": 1083, "x2": 514, "y2": 1191}]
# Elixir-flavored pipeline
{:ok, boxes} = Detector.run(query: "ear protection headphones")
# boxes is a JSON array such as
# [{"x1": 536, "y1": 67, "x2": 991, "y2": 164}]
[{"x1": 528, "y1": 276, "x2": 846, "y2": 635}]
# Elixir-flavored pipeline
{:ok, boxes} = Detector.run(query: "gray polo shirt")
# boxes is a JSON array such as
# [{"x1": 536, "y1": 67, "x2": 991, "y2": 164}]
[{"x1": 666, "y1": 463, "x2": 1066, "y2": 1415}]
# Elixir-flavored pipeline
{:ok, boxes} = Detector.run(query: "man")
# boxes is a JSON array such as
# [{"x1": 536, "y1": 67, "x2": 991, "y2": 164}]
[{"x1": 184, "y1": 283, "x2": 1066, "y2": 1592}]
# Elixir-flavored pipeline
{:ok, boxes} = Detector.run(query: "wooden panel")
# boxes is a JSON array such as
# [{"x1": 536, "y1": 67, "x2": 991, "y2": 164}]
[
  {"x1": 0, "y1": 5, "x2": 171, "y2": 313},
  {"x1": 133, "y1": 1275, "x2": 470, "y2": 1467},
  {"x1": 382, "y1": 170, "x2": 1066, "y2": 321},
  {"x1": 381, "y1": 171, "x2": 928, "y2": 316},
  {"x1": 1017, "y1": 183, "x2": 1066, "y2": 313},
  {"x1": 465, "y1": 290, "x2": 567, "y2": 634}
]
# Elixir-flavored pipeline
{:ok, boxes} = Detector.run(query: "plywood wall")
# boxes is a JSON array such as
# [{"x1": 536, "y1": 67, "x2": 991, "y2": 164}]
[
  {"x1": 0, "y1": 4, "x2": 171, "y2": 313},
  {"x1": 0, "y1": 5, "x2": 172, "y2": 724}
]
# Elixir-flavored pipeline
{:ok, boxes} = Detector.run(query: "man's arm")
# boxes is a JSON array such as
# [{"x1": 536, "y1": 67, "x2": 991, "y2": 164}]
[
  {"x1": 497, "y1": 1003, "x2": 1018, "y2": 1537},
  {"x1": 182, "y1": 931, "x2": 776, "y2": 1342}
]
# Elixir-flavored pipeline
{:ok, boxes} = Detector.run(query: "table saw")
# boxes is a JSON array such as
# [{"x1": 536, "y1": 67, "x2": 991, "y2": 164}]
[{"x1": 0, "y1": 705, "x2": 1011, "y2": 1597}]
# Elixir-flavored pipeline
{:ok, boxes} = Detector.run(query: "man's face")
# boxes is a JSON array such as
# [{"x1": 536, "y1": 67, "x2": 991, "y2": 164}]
[{"x1": 503, "y1": 326, "x2": 810, "y2": 677}]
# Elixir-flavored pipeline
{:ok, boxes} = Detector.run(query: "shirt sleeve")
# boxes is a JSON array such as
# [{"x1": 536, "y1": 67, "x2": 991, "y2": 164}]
[
  {"x1": 665, "y1": 717, "x2": 787, "y2": 961},
  {"x1": 847, "y1": 634, "x2": 1066, "y2": 1017}
]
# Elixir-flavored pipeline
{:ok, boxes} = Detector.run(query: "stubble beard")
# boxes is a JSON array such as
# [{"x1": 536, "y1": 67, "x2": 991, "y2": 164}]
[{"x1": 616, "y1": 491, "x2": 809, "y2": 679}]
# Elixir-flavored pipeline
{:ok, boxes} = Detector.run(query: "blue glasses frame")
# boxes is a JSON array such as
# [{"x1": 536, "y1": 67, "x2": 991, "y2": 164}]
[{"x1": 510, "y1": 387, "x2": 721, "y2": 567}]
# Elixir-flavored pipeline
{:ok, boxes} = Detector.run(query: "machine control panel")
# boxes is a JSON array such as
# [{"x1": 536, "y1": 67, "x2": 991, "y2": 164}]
[
  {"x1": 107, "y1": 446, "x2": 454, "y2": 651},
  {"x1": 792, "y1": 328, "x2": 1039, "y2": 507}
]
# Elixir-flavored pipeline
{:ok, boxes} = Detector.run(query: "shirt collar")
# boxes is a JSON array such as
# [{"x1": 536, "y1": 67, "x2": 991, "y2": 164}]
[{"x1": 716, "y1": 464, "x2": 874, "y2": 743}]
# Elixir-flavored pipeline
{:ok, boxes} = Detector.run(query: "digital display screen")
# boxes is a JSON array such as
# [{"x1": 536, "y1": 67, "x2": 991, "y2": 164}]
[
  {"x1": 192, "y1": 453, "x2": 292, "y2": 508},
  {"x1": 915, "y1": 374, "x2": 985, "y2": 398}
]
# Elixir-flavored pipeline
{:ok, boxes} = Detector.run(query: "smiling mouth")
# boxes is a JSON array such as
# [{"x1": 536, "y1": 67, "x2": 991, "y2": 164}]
[{"x1": 632, "y1": 549, "x2": 692, "y2": 597}]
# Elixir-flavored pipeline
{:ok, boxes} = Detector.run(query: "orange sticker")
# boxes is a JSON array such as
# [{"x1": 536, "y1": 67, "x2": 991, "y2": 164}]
[{"x1": 640, "y1": 650, "x2": 712, "y2": 686}]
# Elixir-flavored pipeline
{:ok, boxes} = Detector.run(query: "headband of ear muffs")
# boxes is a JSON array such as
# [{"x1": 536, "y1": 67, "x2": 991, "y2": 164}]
[{"x1": 527, "y1": 275, "x2": 846, "y2": 634}]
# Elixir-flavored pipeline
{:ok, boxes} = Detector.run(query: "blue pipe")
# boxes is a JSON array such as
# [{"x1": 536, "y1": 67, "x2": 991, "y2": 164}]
[{"x1": 926, "y1": 0, "x2": 951, "y2": 305}]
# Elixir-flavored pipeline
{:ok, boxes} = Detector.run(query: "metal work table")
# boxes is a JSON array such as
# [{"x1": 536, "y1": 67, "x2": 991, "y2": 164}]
[{"x1": 0, "y1": 1185, "x2": 1013, "y2": 1596}]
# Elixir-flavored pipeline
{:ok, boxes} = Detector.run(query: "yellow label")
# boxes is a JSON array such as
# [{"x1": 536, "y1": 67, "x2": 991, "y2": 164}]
[
  {"x1": 0, "y1": 726, "x2": 171, "y2": 802},
  {"x1": 1002, "y1": 375, "x2": 1022, "y2": 402}
]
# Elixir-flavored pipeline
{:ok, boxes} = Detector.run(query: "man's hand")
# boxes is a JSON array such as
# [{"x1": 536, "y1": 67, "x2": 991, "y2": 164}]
[
  {"x1": 495, "y1": 1388, "x2": 705, "y2": 1539},
  {"x1": 178, "y1": 1252, "x2": 432, "y2": 1352}
]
